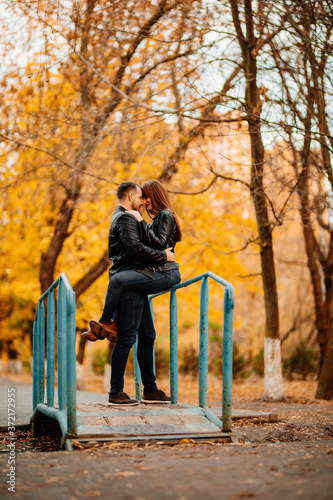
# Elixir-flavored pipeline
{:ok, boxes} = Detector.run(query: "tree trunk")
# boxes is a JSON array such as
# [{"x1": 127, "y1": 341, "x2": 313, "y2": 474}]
[
  {"x1": 297, "y1": 174, "x2": 329, "y2": 369},
  {"x1": 73, "y1": 251, "x2": 110, "y2": 300},
  {"x1": 316, "y1": 320, "x2": 333, "y2": 399},
  {"x1": 249, "y1": 120, "x2": 284, "y2": 400},
  {"x1": 270, "y1": 26, "x2": 331, "y2": 387},
  {"x1": 294, "y1": 51, "x2": 329, "y2": 370},
  {"x1": 230, "y1": 0, "x2": 284, "y2": 400},
  {"x1": 276, "y1": 0, "x2": 333, "y2": 397}
]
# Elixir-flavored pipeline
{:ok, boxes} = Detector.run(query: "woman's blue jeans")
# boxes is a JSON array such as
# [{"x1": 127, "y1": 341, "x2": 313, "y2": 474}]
[{"x1": 100, "y1": 268, "x2": 181, "y2": 323}]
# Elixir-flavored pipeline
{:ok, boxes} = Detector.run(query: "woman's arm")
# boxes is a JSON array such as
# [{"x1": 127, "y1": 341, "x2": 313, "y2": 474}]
[
  {"x1": 141, "y1": 211, "x2": 175, "y2": 250},
  {"x1": 126, "y1": 209, "x2": 176, "y2": 250}
]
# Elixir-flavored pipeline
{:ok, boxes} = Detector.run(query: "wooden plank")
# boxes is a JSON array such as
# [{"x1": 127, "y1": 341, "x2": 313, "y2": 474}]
[
  {"x1": 209, "y1": 407, "x2": 278, "y2": 422},
  {"x1": 76, "y1": 403, "x2": 204, "y2": 418},
  {"x1": 71, "y1": 432, "x2": 231, "y2": 443},
  {"x1": 76, "y1": 403, "x2": 277, "y2": 422},
  {"x1": 76, "y1": 420, "x2": 221, "y2": 437}
]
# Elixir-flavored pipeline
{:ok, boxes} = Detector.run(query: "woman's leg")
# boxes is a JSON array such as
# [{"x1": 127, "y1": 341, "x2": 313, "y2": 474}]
[{"x1": 100, "y1": 269, "x2": 181, "y2": 323}]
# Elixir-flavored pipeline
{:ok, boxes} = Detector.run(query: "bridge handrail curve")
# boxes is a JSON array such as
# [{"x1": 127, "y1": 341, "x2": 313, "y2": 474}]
[
  {"x1": 134, "y1": 271, "x2": 234, "y2": 432},
  {"x1": 31, "y1": 273, "x2": 77, "y2": 446}
]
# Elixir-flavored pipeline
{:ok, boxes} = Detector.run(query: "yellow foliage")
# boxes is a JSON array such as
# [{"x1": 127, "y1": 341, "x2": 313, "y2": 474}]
[{"x1": 0, "y1": 1, "x2": 260, "y2": 361}]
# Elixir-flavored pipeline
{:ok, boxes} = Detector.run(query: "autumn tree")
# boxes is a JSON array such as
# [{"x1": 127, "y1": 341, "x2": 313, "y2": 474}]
[
  {"x1": 1, "y1": 0, "x2": 251, "y2": 359},
  {"x1": 1, "y1": 0, "x2": 209, "y2": 297}
]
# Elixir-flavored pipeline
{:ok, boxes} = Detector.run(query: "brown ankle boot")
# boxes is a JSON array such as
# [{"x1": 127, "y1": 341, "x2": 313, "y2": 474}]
[
  {"x1": 81, "y1": 329, "x2": 100, "y2": 342},
  {"x1": 90, "y1": 320, "x2": 118, "y2": 343}
]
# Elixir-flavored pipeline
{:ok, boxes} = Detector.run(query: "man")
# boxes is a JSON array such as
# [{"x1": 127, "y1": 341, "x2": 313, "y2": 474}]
[{"x1": 83, "y1": 181, "x2": 175, "y2": 405}]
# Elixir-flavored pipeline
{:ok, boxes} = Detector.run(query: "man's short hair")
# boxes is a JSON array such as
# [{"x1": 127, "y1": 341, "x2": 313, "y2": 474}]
[{"x1": 116, "y1": 181, "x2": 140, "y2": 200}]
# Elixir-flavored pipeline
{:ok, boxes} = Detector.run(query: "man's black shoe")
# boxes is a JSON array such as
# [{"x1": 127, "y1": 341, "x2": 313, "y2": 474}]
[
  {"x1": 108, "y1": 392, "x2": 139, "y2": 406},
  {"x1": 141, "y1": 389, "x2": 171, "y2": 404}
]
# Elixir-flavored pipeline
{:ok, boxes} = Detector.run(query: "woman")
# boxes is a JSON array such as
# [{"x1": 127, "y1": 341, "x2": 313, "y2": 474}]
[{"x1": 83, "y1": 180, "x2": 182, "y2": 342}]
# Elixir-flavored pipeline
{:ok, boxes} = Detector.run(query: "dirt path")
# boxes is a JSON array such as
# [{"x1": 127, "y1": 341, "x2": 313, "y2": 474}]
[
  {"x1": 1, "y1": 374, "x2": 333, "y2": 499},
  {"x1": 0, "y1": 436, "x2": 332, "y2": 499},
  {"x1": 1, "y1": 396, "x2": 333, "y2": 499}
]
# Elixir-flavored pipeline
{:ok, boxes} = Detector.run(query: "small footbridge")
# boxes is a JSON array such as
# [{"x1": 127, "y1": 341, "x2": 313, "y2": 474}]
[{"x1": 31, "y1": 272, "x2": 235, "y2": 450}]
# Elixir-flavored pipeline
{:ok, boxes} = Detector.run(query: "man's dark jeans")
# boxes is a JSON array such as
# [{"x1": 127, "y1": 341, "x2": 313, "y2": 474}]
[
  {"x1": 100, "y1": 268, "x2": 181, "y2": 323},
  {"x1": 110, "y1": 290, "x2": 158, "y2": 395}
]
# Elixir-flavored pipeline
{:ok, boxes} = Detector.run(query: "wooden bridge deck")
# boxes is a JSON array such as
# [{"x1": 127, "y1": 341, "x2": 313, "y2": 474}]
[
  {"x1": 67, "y1": 402, "x2": 278, "y2": 447},
  {"x1": 74, "y1": 403, "x2": 228, "y2": 443}
]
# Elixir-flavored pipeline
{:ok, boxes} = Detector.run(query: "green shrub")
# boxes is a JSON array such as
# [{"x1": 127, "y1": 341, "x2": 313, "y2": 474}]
[
  {"x1": 232, "y1": 343, "x2": 249, "y2": 378},
  {"x1": 179, "y1": 346, "x2": 199, "y2": 374},
  {"x1": 283, "y1": 341, "x2": 319, "y2": 380},
  {"x1": 154, "y1": 345, "x2": 170, "y2": 374},
  {"x1": 252, "y1": 348, "x2": 264, "y2": 376},
  {"x1": 91, "y1": 348, "x2": 108, "y2": 374},
  {"x1": 208, "y1": 339, "x2": 249, "y2": 378}
]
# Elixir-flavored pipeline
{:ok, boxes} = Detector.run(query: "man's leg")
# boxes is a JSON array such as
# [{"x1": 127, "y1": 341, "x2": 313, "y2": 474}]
[
  {"x1": 109, "y1": 290, "x2": 144, "y2": 405},
  {"x1": 137, "y1": 296, "x2": 158, "y2": 393},
  {"x1": 138, "y1": 296, "x2": 171, "y2": 404}
]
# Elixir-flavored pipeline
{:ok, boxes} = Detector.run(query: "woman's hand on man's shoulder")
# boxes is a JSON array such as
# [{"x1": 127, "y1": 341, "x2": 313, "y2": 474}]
[{"x1": 125, "y1": 210, "x2": 143, "y2": 222}]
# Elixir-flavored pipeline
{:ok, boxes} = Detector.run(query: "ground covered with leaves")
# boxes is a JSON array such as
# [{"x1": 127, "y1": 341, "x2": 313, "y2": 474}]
[
  {"x1": 231, "y1": 397, "x2": 333, "y2": 445},
  {"x1": 1, "y1": 396, "x2": 332, "y2": 453},
  {"x1": 1, "y1": 373, "x2": 332, "y2": 453}
]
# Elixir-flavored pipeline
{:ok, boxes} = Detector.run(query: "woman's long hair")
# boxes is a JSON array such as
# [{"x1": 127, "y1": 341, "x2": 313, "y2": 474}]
[{"x1": 141, "y1": 180, "x2": 182, "y2": 242}]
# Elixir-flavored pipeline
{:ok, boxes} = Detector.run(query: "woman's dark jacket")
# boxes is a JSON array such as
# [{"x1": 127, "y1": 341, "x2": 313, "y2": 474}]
[{"x1": 140, "y1": 209, "x2": 179, "y2": 272}]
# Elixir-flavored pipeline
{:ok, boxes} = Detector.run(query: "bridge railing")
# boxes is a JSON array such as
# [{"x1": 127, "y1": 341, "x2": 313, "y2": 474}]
[
  {"x1": 134, "y1": 271, "x2": 235, "y2": 432},
  {"x1": 31, "y1": 273, "x2": 77, "y2": 444}
]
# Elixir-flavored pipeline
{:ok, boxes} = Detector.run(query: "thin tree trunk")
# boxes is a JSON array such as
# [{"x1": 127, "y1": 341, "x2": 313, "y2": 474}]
[
  {"x1": 296, "y1": 167, "x2": 329, "y2": 368},
  {"x1": 276, "y1": 0, "x2": 333, "y2": 396},
  {"x1": 316, "y1": 320, "x2": 333, "y2": 399},
  {"x1": 310, "y1": 45, "x2": 333, "y2": 395},
  {"x1": 73, "y1": 251, "x2": 110, "y2": 300},
  {"x1": 270, "y1": 34, "x2": 330, "y2": 373},
  {"x1": 296, "y1": 31, "x2": 330, "y2": 370}
]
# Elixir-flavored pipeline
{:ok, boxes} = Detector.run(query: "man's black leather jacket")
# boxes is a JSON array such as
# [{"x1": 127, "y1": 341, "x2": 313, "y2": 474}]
[{"x1": 108, "y1": 206, "x2": 167, "y2": 278}]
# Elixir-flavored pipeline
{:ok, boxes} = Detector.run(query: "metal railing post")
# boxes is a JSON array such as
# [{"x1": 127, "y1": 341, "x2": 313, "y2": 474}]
[
  {"x1": 133, "y1": 339, "x2": 142, "y2": 402},
  {"x1": 66, "y1": 284, "x2": 77, "y2": 435},
  {"x1": 170, "y1": 289, "x2": 178, "y2": 404},
  {"x1": 199, "y1": 276, "x2": 209, "y2": 408},
  {"x1": 150, "y1": 300, "x2": 156, "y2": 377},
  {"x1": 36, "y1": 301, "x2": 45, "y2": 407},
  {"x1": 222, "y1": 286, "x2": 234, "y2": 431},
  {"x1": 32, "y1": 316, "x2": 39, "y2": 411},
  {"x1": 46, "y1": 291, "x2": 55, "y2": 407},
  {"x1": 57, "y1": 279, "x2": 67, "y2": 412}
]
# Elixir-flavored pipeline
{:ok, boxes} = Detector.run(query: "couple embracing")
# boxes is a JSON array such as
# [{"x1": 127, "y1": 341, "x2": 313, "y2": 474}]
[{"x1": 82, "y1": 180, "x2": 182, "y2": 406}]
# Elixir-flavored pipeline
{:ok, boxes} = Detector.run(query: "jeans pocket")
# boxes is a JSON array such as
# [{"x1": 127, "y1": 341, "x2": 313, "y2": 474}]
[{"x1": 168, "y1": 269, "x2": 181, "y2": 287}]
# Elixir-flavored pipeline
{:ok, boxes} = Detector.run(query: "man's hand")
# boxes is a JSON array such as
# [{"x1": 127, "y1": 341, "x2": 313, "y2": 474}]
[{"x1": 165, "y1": 247, "x2": 176, "y2": 262}]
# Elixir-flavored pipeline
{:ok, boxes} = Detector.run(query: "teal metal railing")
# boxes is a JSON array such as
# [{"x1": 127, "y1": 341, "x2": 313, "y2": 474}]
[
  {"x1": 134, "y1": 272, "x2": 235, "y2": 432},
  {"x1": 31, "y1": 274, "x2": 77, "y2": 444}
]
